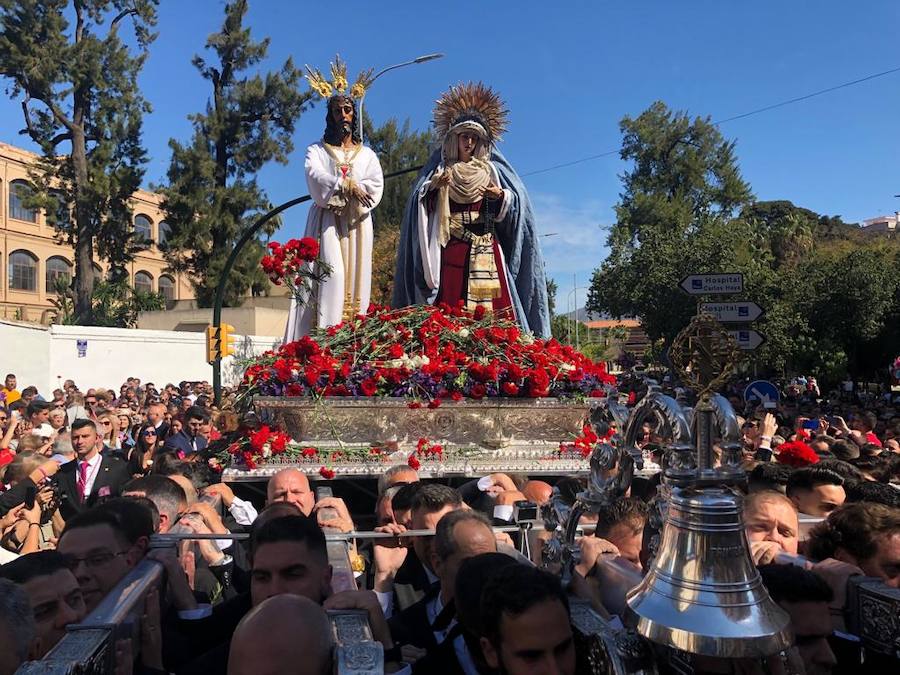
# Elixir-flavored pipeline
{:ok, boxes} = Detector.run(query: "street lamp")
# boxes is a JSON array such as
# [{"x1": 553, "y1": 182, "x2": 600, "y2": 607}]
[
  {"x1": 358, "y1": 53, "x2": 444, "y2": 141},
  {"x1": 566, "y1": 284, "x2": 589, "y2": 350}
]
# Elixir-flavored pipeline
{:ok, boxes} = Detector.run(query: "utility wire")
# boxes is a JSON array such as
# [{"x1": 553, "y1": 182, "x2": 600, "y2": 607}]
[{"x1": 521, "y1": 65, "x2": 900, "y2": 178}]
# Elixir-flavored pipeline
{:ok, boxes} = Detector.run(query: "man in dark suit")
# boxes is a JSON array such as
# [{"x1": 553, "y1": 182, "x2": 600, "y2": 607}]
[
  {"x1": 164, "y1": 406, "x2": 209, "y2": 455},
  {"x1": 389, "y1": 510, "x2": 496, "y2": 654},
  {"x1": 55, "y1": 419, "x2": 131, "y2": 521}
]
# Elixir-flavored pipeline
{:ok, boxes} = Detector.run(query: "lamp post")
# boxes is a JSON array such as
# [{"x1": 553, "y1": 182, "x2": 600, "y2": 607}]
[
  {"x1": 358, "y1": 53, "x2": 444, "y2": 141},
  {"x1": 566, "y1": 284, "x2": 589, "y2": 350}
]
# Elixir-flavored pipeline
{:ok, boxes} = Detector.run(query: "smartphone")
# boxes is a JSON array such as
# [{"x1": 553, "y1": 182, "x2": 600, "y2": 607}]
[
  {"x1": 315, "y1": 486, "x2": 337, "y2": 523},
  {"x1": 24, "y1": 486, "x2": 37, "y2": 510},
  {"x1": 802, "y1": 419, "x2": 820, "y2": 430}
]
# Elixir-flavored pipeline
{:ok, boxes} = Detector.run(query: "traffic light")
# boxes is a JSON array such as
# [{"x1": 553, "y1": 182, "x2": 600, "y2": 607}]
[
  {"x1": 205, "y1": 326, "x2": 221, "y2": 364},
  {"x1": 220, "y1": 323, "x2": 237, "y2": 358},
  {"x1": 205, "y1": 324, "x2": 237, "y2": 364}
]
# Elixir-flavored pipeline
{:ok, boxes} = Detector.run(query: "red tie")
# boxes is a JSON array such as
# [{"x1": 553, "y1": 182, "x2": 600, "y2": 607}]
[{"x1": 77, "y1": 461, "x2": 89, "y2": 502}]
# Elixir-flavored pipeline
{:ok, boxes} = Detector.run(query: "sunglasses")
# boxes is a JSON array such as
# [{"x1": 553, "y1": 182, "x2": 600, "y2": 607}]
[{"x1": 142, "y1": 430, "x2": 157, "y2": 437}]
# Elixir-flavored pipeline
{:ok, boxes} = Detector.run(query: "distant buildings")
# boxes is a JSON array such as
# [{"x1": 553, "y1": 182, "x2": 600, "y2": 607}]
[
  {"x1": 861, "y1": 212, "x2": 899, "y2": 234},
  {"x1": 1, "y1": 141, "x2": 193, "y2": 323}
]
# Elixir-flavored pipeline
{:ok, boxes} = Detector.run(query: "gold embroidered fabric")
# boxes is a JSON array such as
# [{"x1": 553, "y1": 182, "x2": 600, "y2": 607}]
[{"x1": 448, "y1": 214, "x2": 501, "y2": 310}]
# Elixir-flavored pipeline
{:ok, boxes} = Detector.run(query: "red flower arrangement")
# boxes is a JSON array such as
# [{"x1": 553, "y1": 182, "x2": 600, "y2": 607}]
[
  {"x1": 776, "y1": 440, "x2": 819, "y2": 467},
  {"x1": 261, "y1": 238, "x2": 331, "y2": 306},
  {"x1": 241, "y1": 303, "x2": 616, "y2": 403}
]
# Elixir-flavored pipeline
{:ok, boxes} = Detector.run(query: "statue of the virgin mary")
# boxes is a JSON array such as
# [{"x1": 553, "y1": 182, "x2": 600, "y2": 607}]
[{"x1": 392, "y1": 83, "x2": 551, "y2": 337}]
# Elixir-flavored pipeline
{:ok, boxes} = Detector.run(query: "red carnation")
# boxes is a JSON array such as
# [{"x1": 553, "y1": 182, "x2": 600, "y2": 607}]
[
  {"x1": 407, "y1": 454, "x2": 421, "y2": 470},
  {"x1": 359, "y1": 378, "x2": 378, "y2": 396},
  {"x1": 501, "y1": 381, "x2": 520, "y2": 396},
  {"x1": 319, "y1": 466, "x2": 335, "y2": 479},
  {"x1": 427, "y1": 398, "x2": 442, "y2": 409},
  {"x1": 776, "y1": 441, "x2": 819, "y2": 468},
  {"x1": 470, "y1": 383, "x2": 487, "y2": 399},
  {"x1": 249, "y1": 426, "x2": 271, "y2": 452},
  {"x1": 388, "y1": 344, "x2": 404, "y2": 358}
]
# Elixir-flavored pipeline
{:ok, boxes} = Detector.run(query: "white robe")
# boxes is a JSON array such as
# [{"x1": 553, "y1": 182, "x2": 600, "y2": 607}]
[{"x1": 284, "y1": 142, "x2": 384, "y2": 341}]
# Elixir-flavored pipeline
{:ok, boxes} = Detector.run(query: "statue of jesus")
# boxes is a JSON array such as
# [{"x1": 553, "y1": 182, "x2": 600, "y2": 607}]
[{"x1": 284, "y1": 58, "x2": 383, "y2": 341}]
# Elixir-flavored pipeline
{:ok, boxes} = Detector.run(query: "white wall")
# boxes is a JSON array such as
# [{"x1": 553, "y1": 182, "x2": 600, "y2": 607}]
[{"x1": 0, "y1": 320, "x2": 280, "y2": 395}]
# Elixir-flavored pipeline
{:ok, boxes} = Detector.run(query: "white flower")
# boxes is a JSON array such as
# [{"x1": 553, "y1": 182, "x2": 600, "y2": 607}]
[
  {"x1": 262, "y1": 443, "x2": 272, "y2": 459},
  {"x1": 559, "y1": 363, "x2": 576, "y2": 371},
  {"x1": 458, "y1": 328, "x2": 470, "y2": 338},
  {"x1": 521, "y1": 334, "x2": 535, "y2": 345}
]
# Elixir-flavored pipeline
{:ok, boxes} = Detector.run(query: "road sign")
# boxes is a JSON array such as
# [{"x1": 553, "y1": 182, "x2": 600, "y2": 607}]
[
  {"x1": 744, "y1": 380, "x2": 780, "y2": 407},
  {"x1": 728, "y1": 329, "x2": 765, "y2": 351},
  {"x1": 700, "y1": 301, "x2": 764, "y2": 323},
  {"x1": 679, "y1": 273, "x2": 744, "y2": 295}
]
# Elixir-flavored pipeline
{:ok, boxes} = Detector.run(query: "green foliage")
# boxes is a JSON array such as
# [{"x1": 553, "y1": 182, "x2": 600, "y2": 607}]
[
  {"x1": 51, "y1": 277, "x2": 163, "y2": 328},
  {"x1": 364, "y1": 112, "x2": 433, "y2": 234},
  {"x1": 587, "y1": 99, "x2": 900, "y2": 382},
  {"x1": 160, "y1": 0, "x2": 311, "y2": 308},
  {"x1": 588, "y1": 101, "x2": 753, "y2": 345},
  {"x1": 0, "y1": 0, "x2": 158, "y2": 323},
  {"x1": 366, "y1": 114, "x2": 433, "y2": 305}
]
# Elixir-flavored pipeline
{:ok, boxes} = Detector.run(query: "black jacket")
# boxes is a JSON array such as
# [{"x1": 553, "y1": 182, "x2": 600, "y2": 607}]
[
  {"x1": 55, "y1": 455, "x2": 131, "y2": 520},
  {"x1": 0, "y1": 477, "x2": 38, "y2": 516}
]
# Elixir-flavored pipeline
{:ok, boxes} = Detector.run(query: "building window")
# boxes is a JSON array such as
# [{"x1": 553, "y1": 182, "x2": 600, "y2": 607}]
[
  {"x1": 9, "y1": 180, "x2": 38, "y2": 223},
  {"x1": 9, "y1": 250, "x2": 38, "y2": 291},
  {"x1": 158, "y1": 275, "x2": 175, "y2": 306},
  {"x1": 45, "y1": 256, "x2": 72, "y2": 293},
  {"x1": 158, "y1": 221, "x2": 171, "y2": 248},
  {"x1": 134, "y1": 214, "x2": 153, "y2": 242},
  {"x1": 134, "y1": 271, "x2": 153, "y2": 294}
]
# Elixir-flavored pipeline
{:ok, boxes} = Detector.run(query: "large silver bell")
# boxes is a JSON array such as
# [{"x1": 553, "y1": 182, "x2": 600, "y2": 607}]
[{"x1": 625, "y1": 486, "x2": 792, "y2": 658}]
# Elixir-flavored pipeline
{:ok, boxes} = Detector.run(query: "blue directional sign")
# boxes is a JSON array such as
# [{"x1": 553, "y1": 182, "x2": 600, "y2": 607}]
[{"x1": 744, "y1": 380, "x2": 780, "y2": 407}]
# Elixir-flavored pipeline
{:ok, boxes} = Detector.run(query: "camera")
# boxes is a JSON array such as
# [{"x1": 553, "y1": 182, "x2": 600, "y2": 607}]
[{"x1": 512, "y1": 500, "x2": 538, "y2": 523}]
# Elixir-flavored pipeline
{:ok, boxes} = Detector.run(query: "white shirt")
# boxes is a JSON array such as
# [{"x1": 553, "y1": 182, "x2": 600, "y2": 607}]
[
  {"x1": 228, "y1": 496, "x2": 258, "y2": 526},
  {"x1": 78, "y1": 452, "x2": 104, "y2": 498}
]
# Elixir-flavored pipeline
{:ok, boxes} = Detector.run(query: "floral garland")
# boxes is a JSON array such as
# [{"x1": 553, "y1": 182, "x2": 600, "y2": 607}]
[{"x1": 214, "y1": 424, "x2": 505, "y2": 475}]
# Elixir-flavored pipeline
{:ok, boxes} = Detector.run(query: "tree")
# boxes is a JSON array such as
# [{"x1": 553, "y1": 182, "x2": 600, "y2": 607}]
[
  {"x1": 160, "y1": 0, "x2": 310, "y2": 307},
  {"x1": 587, "y1": 101, "x2": 753, "y2": 346},
  {"x1": 51, "y1": 277, "x2": 164, "y2": 327},
  {"x1": 0, "y1": 0, "x2": 158, "y2": 323},
  {"x1": 364, "y1": 114, "x2": 432, "y2": 305}
]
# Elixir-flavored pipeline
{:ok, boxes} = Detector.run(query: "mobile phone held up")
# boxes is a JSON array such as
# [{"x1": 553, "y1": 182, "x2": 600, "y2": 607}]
[
  {"x1": 25, "y1": 486, "x2": 37, "y2": 510},
  {"x1": 801, "y1": 419, "x2": 820, "y2": 431}
]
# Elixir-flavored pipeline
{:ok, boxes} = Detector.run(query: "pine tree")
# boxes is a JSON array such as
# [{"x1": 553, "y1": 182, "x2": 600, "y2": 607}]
[
  {"x1": 0, "y1": 0, "x2": 158, "y2": 323},
  {"x1": 160, "y1": 0, "x2": 310, "y2": 307}
]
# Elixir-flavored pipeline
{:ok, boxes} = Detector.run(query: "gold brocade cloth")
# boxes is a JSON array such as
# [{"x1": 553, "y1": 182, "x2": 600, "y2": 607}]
[{"x1": 448, "y1": 213, "x2": 501, "y2": 311}]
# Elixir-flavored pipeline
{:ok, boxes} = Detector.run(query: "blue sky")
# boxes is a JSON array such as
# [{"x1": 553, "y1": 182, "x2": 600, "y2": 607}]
[{"x1": 2, "y1": 1, "x2": 899, "y2": 309}]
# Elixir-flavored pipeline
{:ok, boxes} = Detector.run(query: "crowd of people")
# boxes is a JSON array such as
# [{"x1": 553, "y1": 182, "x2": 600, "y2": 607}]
[{"x1": 0, "y1": 370, "x2": 898, "y2": 674}]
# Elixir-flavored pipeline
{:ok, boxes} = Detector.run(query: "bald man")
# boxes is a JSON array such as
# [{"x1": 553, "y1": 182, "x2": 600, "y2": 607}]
[
  {"x1": 266, "y1": 468, "x2": 355, "y2": 533},
  {"x1": 266, "y1": 469, "x2": 315, "y2": 515},
  {"x1": 227, "y1": 595, "x2": 333, "y2": 675},
  {"x1": 522, "y1": 480, "x2": 553, "y2": 506}
]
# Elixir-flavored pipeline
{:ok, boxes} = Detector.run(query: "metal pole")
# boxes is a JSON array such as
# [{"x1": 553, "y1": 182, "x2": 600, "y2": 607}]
[
  {"x1": 212, "y1": 165, "x2": 424, "y2": 405},
  {"x1": 358, "y1": 54, "x2": 444, "y2": 142}
]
